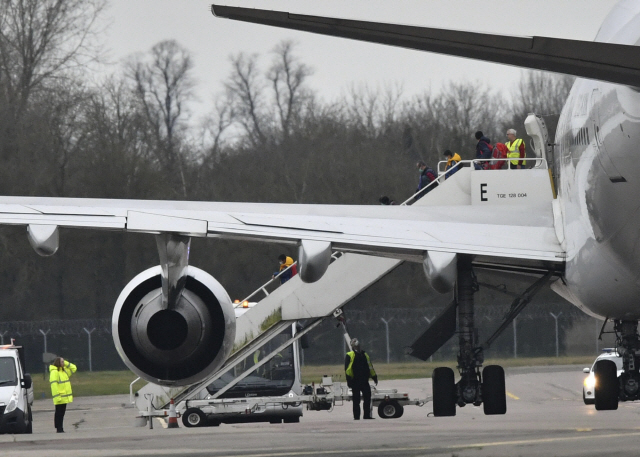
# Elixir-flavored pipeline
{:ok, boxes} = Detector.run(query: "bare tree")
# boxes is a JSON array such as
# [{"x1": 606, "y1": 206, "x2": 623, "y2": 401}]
[
  {"x1": 225, "y1": 52, "x2": 267, "y2": 147},
  {"x1": 507, "y1": 71, "x2": 575, "y2": 140},
  {"x1": 128, "y1": 40, "x2": 195, "y2": 198},
  {"x1": 267, "y1": 40, "x2": 313, "y2": 141},
  {"x1": 0, "y1": 0, "x2": 105, "y2": 119}
]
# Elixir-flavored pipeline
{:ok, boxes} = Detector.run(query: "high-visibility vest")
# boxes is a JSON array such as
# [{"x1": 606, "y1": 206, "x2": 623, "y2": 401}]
[
  {"x1": 49, "y1": 361, "x2": 77, "y2": 405},
  {"x1": 345, "y1": 351, "x2": 376, "y2": 379},
  {"x1": 506, "y1": 138, "x2": 526, "y2": 165}
]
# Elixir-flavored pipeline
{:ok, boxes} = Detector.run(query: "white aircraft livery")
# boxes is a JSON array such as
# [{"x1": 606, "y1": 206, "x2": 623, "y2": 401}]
[{"x1": 1, "y1": 1, "x2": 639, "y2": 415}]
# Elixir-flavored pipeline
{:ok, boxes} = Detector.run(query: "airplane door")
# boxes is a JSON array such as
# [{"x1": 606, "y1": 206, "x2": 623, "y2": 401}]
[{"x1": 592, "y1": 88, "x2": 626, "y2": 183}]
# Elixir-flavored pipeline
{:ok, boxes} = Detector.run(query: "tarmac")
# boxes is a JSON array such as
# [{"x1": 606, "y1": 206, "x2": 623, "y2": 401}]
[{"x1": 3, "y1": 365, "x2": 640, "y2": 457}]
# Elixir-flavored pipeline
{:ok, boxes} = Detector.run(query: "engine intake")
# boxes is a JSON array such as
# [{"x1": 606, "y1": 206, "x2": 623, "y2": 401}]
[{"x1": 112, "y1": 266, "x2": 235, "y2": 386}]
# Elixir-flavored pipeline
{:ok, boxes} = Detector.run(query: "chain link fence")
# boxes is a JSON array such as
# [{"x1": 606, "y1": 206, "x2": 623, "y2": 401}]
[{"x1": 0, "y1": 306, "x2": 612, "y2": 376}]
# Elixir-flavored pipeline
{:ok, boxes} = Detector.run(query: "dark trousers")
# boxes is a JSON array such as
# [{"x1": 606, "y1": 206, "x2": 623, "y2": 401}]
[
  {"x1": 351, "y1": 381, "x2": 372, "y2": 419},
  {"x1": 54, "y1": 403, "x2": 67, "y2": 431}
]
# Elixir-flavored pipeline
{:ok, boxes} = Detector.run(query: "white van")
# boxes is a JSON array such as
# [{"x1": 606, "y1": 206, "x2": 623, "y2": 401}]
[{"x1": 0, "y1": 343, "x2": 34, "y2": 434}]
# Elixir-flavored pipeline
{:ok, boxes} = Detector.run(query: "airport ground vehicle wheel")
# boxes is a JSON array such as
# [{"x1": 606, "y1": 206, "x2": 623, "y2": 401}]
[
  {"x1": 594, "y1": 360, "x2": 618, "y2": 411},
  {"x1": 432, "y1": 367, "x2": 456, "y2": 417},
  {"x1": 583, "y1": 389, "x2": 595, "y2": 405},
  {"x1": 25, "y1": 407, "x2": 32, "y2": 434},
  {"x1": 283, "y1": 416, "x2": 300, "y2": 423},
  {"x1": 270, "y1": 418, "x2": 283, "y2": 424},
  {"x1": 378, "y1": 400, "x2": 404, "y2": 419},
  {"x1": 482, "y1": 365, "x2": 507, "y2": 415},
  {"x1": 182, "y1": 408, "x2": 207, "y2": 427}
]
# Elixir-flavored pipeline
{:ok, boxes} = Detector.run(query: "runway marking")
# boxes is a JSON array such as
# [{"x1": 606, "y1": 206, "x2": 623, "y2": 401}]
[
  {"x1": 10, "y1": 431, "x2": 640, "y2": 457},
  {"x1": 576, "y1": 428, "x2": 592, "y2": 432},
  {"x1": 506, "y1": 391, "x2": 519, "y2": 400}
]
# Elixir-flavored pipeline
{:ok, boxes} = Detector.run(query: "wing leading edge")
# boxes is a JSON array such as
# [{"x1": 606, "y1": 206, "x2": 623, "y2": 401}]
[
  {"x1": 211, "y1": 4, "x2": 640, "y2": 87},
  {"x1": 0, "y1": 196, "x2": 564, "y2": 268}
]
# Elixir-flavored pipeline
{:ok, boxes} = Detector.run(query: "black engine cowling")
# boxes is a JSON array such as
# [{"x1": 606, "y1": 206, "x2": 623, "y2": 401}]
[{"x1": 112, "y1": 266, "x2": 235, "y2": 386}]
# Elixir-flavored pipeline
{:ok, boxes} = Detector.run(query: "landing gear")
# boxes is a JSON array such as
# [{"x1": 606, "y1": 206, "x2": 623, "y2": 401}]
[
  {"x1": 594, "y1": 360, "x2": 618, "y2": 410},
  {"x1": 482, "y1": 365, "x2": 507, "y2": 415},
  {"x1": 594, "y1": 319, "x2": 640, "y2": 410},
  {"x1": 432, "y1": 367, "x2": 456, "y2": 416},
  {"x1": 431, "y1": 256, "x2": 506, "y2": 416}
]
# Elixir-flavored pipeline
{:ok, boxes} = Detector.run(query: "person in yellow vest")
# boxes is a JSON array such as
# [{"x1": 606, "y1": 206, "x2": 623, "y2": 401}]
[
  {"x1": 344, "y1": 338, "x2": 378, "y2": 420},
  {"x1": 50, "y1": 357, "x2": 77, "y2": 433},
  {"x1": 506, "y1": 129, "x2": 526, "y2": 169}
]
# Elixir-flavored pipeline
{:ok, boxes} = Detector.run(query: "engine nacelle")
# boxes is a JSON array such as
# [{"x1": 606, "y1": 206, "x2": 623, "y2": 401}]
[{"x1": 112, "y1": 266, "x2": 235, "y2": 387}]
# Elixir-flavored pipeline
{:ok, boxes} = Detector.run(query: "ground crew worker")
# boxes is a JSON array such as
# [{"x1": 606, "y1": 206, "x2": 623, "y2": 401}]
[
  {"x1": 345, "y1": 338, "x2": 378, "y2": 420},
  {"x1": 49, "y1": 357, "x2": 77, "y2": 433},
  {"x1": 505, "y1": 128, "x2": 526, "y2": 169}
]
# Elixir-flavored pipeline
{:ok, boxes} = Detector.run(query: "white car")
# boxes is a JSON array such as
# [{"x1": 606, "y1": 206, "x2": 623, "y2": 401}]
[{"x1": 583, "y1": 349, "x2": 623, "y2": 405}]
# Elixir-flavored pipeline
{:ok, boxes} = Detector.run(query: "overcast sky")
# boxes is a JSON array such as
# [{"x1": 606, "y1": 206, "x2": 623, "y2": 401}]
[{"x1": 100, "y1": 0, "x2": 619, "y2": 119}]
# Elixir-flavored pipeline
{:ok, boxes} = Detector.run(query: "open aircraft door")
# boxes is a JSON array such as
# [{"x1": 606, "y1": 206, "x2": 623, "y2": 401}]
[{"x1": 524, "y1": 114, "x2": 556, "y2": 195}]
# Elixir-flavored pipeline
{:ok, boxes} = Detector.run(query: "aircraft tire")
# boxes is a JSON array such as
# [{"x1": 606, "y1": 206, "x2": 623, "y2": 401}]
[
  {"x1": 432, "y1": 367, "x2": 456, "y2": 417},
  {"x1": 594, "y1": 360, "x2": 618, "y2": 411},
  {"x1": 482, "y1": 365, "x2": 507, "y2": 415},
  {"x1": 182, "y1": 408, "x2": 207, "y2": 427}
]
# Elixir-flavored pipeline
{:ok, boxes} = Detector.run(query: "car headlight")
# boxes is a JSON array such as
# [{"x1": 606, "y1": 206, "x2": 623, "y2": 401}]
[
  {"x1": 584, "y1": 374, "x2": 596, "y2": 390},
  {"x1": 5, "y1": 393, "x2": 18, "y2": 414}
]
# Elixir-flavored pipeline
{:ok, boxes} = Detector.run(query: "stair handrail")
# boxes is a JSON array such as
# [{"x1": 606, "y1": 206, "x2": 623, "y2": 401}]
[
  {"x1": 234, "y1": 252, "x2": 345, "y2": 307},
  {"x1": 400, "y1": 170, "x2": 448, "y2": 206},
  {"x1": 436, "y1": 157, "x2": 548, "y2": 174},
  {"x1": 401, "y1": 158, "x2": 549, "y2": 206}
]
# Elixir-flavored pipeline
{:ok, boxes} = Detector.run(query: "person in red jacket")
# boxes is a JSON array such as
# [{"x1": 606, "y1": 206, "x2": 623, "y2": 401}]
[{"x1": 415, "y1": 161, "x2": 438, "y2": 201}]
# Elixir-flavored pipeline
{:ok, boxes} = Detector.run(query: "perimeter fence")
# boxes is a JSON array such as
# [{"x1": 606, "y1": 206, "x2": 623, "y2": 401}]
[{"x1": 0, "y1": 305, "x2": 611, "y2": 376}]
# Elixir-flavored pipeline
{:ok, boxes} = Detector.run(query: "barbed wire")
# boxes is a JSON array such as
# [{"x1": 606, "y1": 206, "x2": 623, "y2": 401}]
[
  {"x1": 0, "y1": 319, "x2": 111, "y2": 337},
  {"x1": 0, "y1": 306, "x2": 587, "y2": 338}
]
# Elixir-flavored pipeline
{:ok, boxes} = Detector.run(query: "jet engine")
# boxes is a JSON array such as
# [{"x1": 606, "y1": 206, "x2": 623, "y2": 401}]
[{"x1": 112, "y1": 266, "x2": 235, "y2": 387}]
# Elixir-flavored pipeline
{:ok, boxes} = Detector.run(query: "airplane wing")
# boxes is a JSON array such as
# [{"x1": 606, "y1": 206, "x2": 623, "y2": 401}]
[
  {"x1": 0, "y1": 194, "x2": 564, "y2": 271},
  {"x1": 211, "y1": 4, "x2": 640, "y2": 87}
]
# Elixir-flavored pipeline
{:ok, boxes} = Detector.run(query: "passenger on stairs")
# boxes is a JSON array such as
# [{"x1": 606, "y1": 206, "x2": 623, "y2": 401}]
[
  {"x1": 414, "y1": 161, "x2": 438, "y2": 201},
  {"x1": 443, "y1": 150, "x2": 462, "y2": 179},
  {"x1": 474, "y1": 131, "x2": 493, "y2": 170},
  {"x1": 273, "y1": 254, "x2": 297, "y2": 284}
]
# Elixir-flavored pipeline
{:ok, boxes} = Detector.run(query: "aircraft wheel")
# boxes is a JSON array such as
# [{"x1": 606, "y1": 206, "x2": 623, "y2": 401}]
[
  {"x1": 594, "y1": 360, "x2": 618, "y2": 411},
  {"x1": 182, "y1": 408, "x2": 207, "y2": 427},
  {"x1": 432, "y1": 367, "x2": 456, "y2": 417},
  {"x1": 482, "y1": 365, "x2": 507, "y2": 415}
]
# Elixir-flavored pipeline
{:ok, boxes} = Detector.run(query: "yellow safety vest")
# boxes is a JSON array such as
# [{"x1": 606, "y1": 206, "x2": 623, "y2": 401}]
[
  {"x1": 506, "y1": 138, "x2": 526, "y2": 166},
  {"x1": 345, "y1": 351, "x2": 376, "y2": 379},
  {"x1": 49, "y1": 361, "x2": 77, "y2": 405}
]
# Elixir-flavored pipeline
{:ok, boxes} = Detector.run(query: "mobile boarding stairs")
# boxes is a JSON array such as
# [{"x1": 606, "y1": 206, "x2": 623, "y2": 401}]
[{"x1": 131, "y1": 113, "x2": 559, "y2": 421}]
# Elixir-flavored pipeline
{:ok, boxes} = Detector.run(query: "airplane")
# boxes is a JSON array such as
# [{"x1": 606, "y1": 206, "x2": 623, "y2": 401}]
[{"x1": 0, "y1": 0, "x2": 638, "y2": 416}]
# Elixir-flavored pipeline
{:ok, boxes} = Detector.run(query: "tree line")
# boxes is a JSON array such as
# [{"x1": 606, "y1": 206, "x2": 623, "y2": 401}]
[{"x1": 0, "y1": 0, "x2": 575, "y2": 321}]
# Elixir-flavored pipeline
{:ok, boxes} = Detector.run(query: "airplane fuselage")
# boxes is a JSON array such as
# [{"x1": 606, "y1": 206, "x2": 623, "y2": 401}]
[{"x1": 556, "y1": 2, "x2": 640, "y2": 319}]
